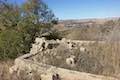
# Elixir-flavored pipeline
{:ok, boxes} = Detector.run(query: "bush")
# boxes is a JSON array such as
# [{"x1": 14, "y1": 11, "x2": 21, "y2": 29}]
[
  {"x1": 0, "y1": 30, "x2": 23, "y2": 60},
  {"x1": 42, "y1": 29, "x2": 62, "y2": 40},
  {"x1": 0, "y1": 0, "x2": 58, "y2": 60}
]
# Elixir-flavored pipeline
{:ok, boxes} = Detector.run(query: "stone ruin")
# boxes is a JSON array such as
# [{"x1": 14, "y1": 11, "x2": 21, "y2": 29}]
[{"x1": 10, "y1": 37, "x2": 118, "y2": 80}]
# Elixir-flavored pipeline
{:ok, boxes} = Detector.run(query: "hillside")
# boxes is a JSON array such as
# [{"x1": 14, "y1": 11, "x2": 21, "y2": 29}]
[{"x1": 54, "y1": 17, "x2": 120, "y2": 40}]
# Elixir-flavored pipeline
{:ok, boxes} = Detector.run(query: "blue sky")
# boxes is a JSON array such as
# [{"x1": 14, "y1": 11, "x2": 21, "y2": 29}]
[{"x1": 9, "y1": 0, "x2": 120, "y2": 20}]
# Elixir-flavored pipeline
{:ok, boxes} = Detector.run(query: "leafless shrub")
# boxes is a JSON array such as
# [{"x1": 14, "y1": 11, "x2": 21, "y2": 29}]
[{"x1": 87, "y1": 42, "x2": 120, "y2": 76}]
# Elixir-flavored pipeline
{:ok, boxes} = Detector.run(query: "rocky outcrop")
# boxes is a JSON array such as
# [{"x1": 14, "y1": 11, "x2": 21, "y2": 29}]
[{"x1": 10, "y1": 38, "x2": 118, "y2": 80}]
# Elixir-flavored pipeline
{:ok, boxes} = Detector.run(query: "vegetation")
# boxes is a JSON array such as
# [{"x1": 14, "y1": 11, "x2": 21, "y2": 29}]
[
  {"x1": 57, "y1": 19, "x2": 120, "y2": 76},
  {"x1": 62, "y1": 19, "x2": 120, "y2": 41},
  {"x1": 0, "y1": 0, "x2": 58, "y2": 60},
  {"x1": 0, "y1": 60, "x2": 42, "y2": 80},
  {"x1": 1, "y1": 0, "x2": 120, "y2": 79}
]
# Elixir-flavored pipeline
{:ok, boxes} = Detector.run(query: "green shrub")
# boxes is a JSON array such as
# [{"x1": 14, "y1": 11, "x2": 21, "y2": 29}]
[
  {"x1": 0, "y1": 30, "x2": 23, "y2": 60},
  {"x1": 0, "y1": 0, "x2": 58, "y2": 60}
]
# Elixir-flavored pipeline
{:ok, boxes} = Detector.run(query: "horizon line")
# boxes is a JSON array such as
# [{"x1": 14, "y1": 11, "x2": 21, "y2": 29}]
[{"x1": 59, "y1": 16, "x2": 120, "y2": 21}]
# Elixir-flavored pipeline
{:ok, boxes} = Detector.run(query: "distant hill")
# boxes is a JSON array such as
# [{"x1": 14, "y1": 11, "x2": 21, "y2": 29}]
[
  {"x1": 54, "y1": 17, "x2": 120, "y2": 31},
  {"x1": 59, "y1": 17, "x2": 120, "y2": 24}
]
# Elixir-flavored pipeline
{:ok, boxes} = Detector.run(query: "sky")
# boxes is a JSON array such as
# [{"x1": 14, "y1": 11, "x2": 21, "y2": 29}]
[{"x1": 8, "y1": 0, "x2": 120, "y2": 20}]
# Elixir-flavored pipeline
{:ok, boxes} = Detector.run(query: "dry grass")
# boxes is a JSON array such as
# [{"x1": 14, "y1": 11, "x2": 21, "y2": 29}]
[
  {"x1": 1, "y1": 43, "x2": 120, "y2": 79},
  {"x1": 0, "y1": 60, "x2": 41, "y2": 80},
  {"x1": 1, "y1": 20, "x2": 120, "y2": 80},
  {"x1": 53, "y1": 42, "x2": 120, "y2": 78},
  {"x1": 30, "y1": 41, "x2": 120, "y2": 77},
  {"x1": 58, "y1": 20, "x2": 120, "y2": 77},
  {"x1": 61, "y1": 20, "x2": 120, "y2": 41},
  {"x1": 0, "y1": 60, "x2": 14, "y2": 80},
  {"x1": 86, "y1": 42, "x2": 120, "y2": 76}
]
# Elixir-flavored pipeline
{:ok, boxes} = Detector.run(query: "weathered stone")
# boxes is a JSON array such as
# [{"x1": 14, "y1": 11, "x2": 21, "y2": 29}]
[
  {"x1": 66, "y1": 55, "x2": 76, "y2": 67},
  {"x1": 80, "y1": 46, "x2": 87, "y2": 52}
]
